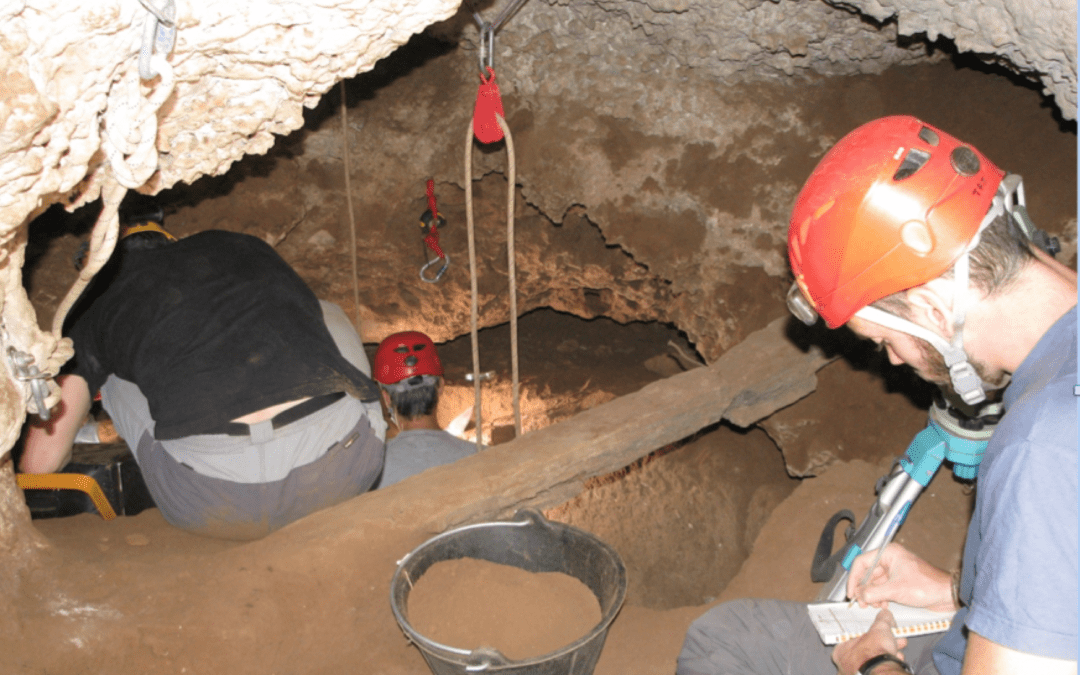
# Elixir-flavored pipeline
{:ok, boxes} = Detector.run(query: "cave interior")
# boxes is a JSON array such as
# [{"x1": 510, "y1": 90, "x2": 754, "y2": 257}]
[{"x1": 3, "y1": 1, "x2": 1077, "y2": 672}]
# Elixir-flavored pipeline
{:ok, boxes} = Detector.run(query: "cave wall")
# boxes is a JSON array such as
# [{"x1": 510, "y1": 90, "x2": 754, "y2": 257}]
[
  {"x1": 1, "y1": 0, "x2": 1077, "y2": 459},
  {"x1": 138, "y1": 22, "x2": 1077, "y2": 368}
]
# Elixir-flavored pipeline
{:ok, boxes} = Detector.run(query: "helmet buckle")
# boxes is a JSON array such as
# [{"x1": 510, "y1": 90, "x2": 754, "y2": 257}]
[{"x1": 948, "y1": 361, "x2": 986, "y2": 406}]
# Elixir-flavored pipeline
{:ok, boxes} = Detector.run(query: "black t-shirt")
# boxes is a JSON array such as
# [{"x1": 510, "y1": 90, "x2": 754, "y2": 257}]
[{"x1": 65, "y1": 230, "x2": 379, "y2": 440}]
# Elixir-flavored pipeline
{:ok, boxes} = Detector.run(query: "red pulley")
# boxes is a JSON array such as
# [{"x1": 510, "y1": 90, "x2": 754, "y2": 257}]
[{"x1": 473, "y1": 67, "x2": 505, "y2": 144}]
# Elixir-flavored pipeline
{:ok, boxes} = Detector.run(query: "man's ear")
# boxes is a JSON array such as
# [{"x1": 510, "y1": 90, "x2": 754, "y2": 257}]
[{"x1": 904, "y1": 281, "x2": 954, "y2": 338}]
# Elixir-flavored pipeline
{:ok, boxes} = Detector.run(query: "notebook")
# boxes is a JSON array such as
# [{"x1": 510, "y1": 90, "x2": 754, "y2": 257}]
[{"x1": 807, "y1": 601, "x2": 956, "y2": 645}]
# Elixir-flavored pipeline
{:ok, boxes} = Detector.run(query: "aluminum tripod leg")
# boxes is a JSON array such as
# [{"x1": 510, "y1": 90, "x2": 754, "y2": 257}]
[{"x1": 815, "y1": 468, "x2": 927, "y2": 601}]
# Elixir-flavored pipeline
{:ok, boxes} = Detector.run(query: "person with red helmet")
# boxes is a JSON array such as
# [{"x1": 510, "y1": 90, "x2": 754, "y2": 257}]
[
  {"x1": 679, "y1": 116, "x2": 1076, "y2": 675},
  {"x1": 372, "y1": 331, "x2": 478, "y2": 488}
]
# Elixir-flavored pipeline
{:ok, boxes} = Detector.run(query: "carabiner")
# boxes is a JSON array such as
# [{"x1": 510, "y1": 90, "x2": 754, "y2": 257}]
[
  {"x1": 477, "y1": 22, "x2": 495, "y2": 76},
  {"x1": 420, "y1": 254, "x2": 450, "y2": 283},
  {"x1": 138, "y1": 0, "x2": 177, "y2": 80},
  {"x1": 6, "y1": 347, "x2": 53, "y2": 421}
]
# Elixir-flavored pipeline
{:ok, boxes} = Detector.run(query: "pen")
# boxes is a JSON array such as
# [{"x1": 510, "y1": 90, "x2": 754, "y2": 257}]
[
  {"x1": 849, "y1": 507, "x2": 907, "y2": 608},
  {"x1": 849, "y1": 542, "x2": 889, "y2": 608}
]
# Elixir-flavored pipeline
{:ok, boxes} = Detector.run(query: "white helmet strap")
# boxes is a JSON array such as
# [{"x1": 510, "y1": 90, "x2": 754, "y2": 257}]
[{"x1": 855, "y1": 305, "x2": 988, "y2": 405}]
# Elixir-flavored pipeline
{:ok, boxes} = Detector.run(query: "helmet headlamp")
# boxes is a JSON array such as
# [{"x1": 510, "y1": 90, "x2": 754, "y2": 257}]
[{"x1": 787, "y1": 281, "x2": 820, "y2": 326}]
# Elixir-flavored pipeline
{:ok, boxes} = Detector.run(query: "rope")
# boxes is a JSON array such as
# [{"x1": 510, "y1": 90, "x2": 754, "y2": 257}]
[
  {"x1": 419, "y1": 179, "x2": 450, "y2": 283},
  {"x1": 19, "y1": 174, "x2": 127, "y2": 417},
  {"x1": 423, "y1": 180, "x2": 446, "y2": 259},
  {"x1": 30, "y1": 47, "x2": 174, "y2": 414},
  {"x1": 497, "y1": 114, "x2": 522, "y2": 436},
  {"x1": 463, "y1": 114, "x2": 522, "y2": 448},
  {"x1": 19, "y1": 38, "x2": 175, "y2": 416},
  {"x1": 464, "y1": 121, "x2": 483, "y2": 451},
  {"x1": 423, "y1": 228, "x2": 445, "y2": 259},
  {"x1": 426, "y1": 179, "x2": 439, "y2": 222},
  {"x1": 101, "y1": 54, "x2": 175, "y2": 190},
  {"x1": 340, "y1": 81, "x2": 362, "y2": 329},
  {"x1": 51, "y1": 177, "x2": 126, "y2": 337}
]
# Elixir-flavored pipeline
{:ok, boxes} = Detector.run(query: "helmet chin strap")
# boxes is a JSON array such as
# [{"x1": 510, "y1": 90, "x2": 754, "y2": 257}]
[
  {"x1": 856, "y1": 301, "x2": 989, "y2": 406},
  {"x1": 387, "y1": 399, "x2": 401, "y2": 430},
  {"x1": 854, "y1": 180, "x2": 1014, "y2": 406}
]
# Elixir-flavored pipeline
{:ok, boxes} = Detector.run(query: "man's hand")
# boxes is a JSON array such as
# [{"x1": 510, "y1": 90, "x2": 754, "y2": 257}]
[
  {"x1": 847, "y1": 543, "x2": 955, "y2": 612},
  {"x1": 833, "y1": 608, "x2": 907, "y2": 675}
]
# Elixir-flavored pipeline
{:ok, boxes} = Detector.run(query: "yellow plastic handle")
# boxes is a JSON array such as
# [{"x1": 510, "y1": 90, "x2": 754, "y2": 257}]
[{"x1": 17, "y1": 473, "x2": 118, "y2": 520}]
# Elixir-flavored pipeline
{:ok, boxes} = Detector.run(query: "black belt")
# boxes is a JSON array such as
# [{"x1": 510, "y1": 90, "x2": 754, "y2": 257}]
[{"x1": 218, "y1": 392, "x2": 346, "y2": 436}]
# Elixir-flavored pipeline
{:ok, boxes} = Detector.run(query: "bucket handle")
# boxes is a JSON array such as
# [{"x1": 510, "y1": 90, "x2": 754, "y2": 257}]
[
  {"x1": 510, "y1": 507, "x2": 551, "y2": 530},
  {"x1": 465, "y1": 646, "x2": 510, "y2": 671}
]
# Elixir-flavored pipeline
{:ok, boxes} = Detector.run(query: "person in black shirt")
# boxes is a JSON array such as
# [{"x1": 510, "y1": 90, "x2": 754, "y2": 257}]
[{"x1": 21, "y1": 211, "x2": 386, "y2": 540}]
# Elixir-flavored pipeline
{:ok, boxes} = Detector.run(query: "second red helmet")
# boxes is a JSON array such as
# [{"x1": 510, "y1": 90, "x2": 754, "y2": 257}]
[{"x1": 373, "y1": 331, "x2": 444, "y2": 385}]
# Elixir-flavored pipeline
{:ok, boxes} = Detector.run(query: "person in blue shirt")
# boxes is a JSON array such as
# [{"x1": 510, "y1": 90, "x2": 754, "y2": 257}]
[
  {"x1": 372, "y1": 331, "x2": 478, "y2": 488},
  {"x1": 678, "y1": 116, "x2": 1077, "y2": 675}
]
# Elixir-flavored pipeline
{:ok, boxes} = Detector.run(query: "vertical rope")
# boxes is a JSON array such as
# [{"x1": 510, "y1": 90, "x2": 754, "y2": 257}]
[
  {"x1": 51, "y1": 176, "x2": 126, "y2": 337},
  {"x1": 340, "y1": 81, "x2": 361, "y2": 329},
  {"x1": 464, "y1": 121, "x2": 483, "y2": 452},
  {"x1": 496, "y1": 115, "x2": 522, "y2": 437},
  {"x1": 463, "y1": 115, "x2": 523, "y2": 448}
]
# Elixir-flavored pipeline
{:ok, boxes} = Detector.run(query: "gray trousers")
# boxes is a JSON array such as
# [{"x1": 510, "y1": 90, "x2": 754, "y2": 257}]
[
  {"x1": 131, "y1": 417, "x2": 382, "y2": 540},
  {"x1": 677, "y1": 600, "x2": 942, "y2": 675}
]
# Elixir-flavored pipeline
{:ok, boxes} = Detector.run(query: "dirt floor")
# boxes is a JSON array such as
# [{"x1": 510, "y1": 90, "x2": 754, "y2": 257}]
[{"x1": 5, "y1": 55, "x2": 1076, "y2": 674}]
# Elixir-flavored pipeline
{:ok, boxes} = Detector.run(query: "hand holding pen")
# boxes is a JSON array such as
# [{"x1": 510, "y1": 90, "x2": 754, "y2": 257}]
[
  {"x1": 846, "y1": 543, "x2": 958, "y2": 613},
  {"x1": 849, "y1": 542, "x2": 892, "y2": 608}
]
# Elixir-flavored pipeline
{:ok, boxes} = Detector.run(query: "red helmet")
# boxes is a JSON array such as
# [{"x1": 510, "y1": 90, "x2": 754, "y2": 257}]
[
  {"x1": 788, "y1": 116, "x2": 1004, "y2": 328},
  {"x1": 373, "y1": 331, "x2": 443, "y2": 385}
]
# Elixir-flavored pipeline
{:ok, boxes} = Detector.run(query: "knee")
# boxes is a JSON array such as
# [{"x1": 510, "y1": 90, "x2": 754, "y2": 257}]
[
  {"x1": 678, "y1": 599, "x2": 767, "y2": 675},
  {"x1": 687, "y1": 599, "x2": 757, "y2": 636}
]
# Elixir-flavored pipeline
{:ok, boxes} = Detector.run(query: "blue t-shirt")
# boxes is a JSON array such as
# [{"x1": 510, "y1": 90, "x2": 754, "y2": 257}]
[
  {"x1": 933, "y1": 306, "x2": 1078, "y2": 673},
  {"x1": 375, "y1": 429, "x2": 479, "y2": 488}
]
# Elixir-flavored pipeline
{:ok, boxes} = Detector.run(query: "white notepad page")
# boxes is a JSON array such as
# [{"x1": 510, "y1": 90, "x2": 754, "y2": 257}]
[{"x1": 807, "y1": 601, "x2": 956, "y2": 645}]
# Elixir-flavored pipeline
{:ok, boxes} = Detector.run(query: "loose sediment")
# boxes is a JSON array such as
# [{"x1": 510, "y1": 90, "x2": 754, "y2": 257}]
[{"x1": 407, "y1": 557, "x2": 602, "y2": 661}]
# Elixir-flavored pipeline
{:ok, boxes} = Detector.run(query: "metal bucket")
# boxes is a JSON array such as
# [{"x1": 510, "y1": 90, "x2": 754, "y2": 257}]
[{"x1": 389, "y1": 509, "x2": 627, "y2": 675}]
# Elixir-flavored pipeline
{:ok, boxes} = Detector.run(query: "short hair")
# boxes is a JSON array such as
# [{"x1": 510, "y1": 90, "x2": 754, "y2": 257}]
[
  {"x1": 388, "y1": 379, "x2": 439, "y2": 420},
  {"x1": 871, "y1": 211, "x2": 1037, "y2": 317}
]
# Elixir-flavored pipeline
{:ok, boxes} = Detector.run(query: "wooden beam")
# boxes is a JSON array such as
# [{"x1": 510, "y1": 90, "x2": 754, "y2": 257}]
[{"x1": 283, "y1": 316, "x2": 833, "y2": 547}]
